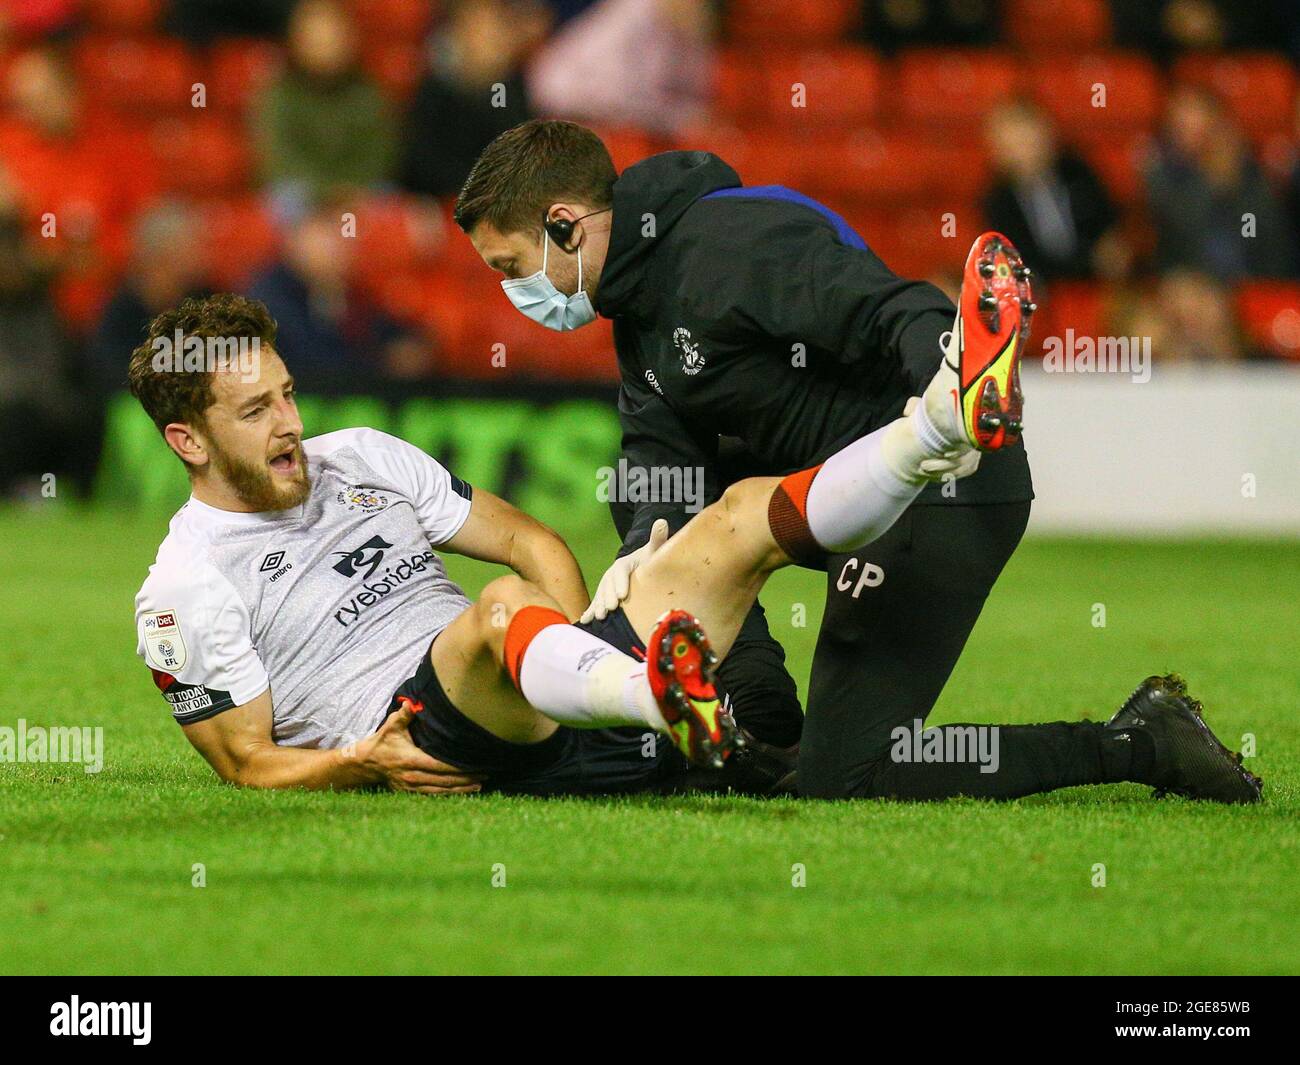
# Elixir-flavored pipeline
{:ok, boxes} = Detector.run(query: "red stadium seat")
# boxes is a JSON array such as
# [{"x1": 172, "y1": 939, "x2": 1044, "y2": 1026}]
[
  {"x1": 74, "y1": 36, "x2": 203, "y2": 114},
  {"x1": 674, "y1": 124, "x2": 810, "y2": 188},
  {"x1": 1237, "y1": 283, "x2": 1300, "y2": 361},
  {"x1": 1080, "y1": 131, "x2": 1153, "y2": 206},
  {"x1": 713, "y1": 46, "x2": 764, "y2": 123},
  {"x1": 592, "y1": 127, "x2": 660, "y2": 174},
  {"x1": 149, "y1": 116, "x2": 251, "y2": 196},
  {"x1": 451, "y1": 293, "x2": 618, "y2": 383},
  {"x1": 726, "y1": 0, "x2": 859, "y2": 44},
  {"x1": 373, "y1": 269, "x2": 473, "y2": 358},
  {"x1": 348, "y1": 0, "x2": 436, "y2": 44},
  {"x1": 352, "y1": 196, "x2": 444, "y2": 275},
  {"x1": 806, "y1": 131, "x2": 991, "y2": 203},
  {"x1": 436, "y1": 201, "x2": 498, "y2": 277},
  {"x1": 1173, "y1": 54, "x2": 1297, "y2": 140},
  {"x1": 360, "y1": 41, "x2": 424, "y2": 102},
  {"x1": 760, "y1": 47, "x2": 881, "y2": 127},
  {"x1": 839, "y1": 200, "x2": 985, "y2": 280},
  {"x1": 1029, "y1": 52, "x2": 1162, "y2": 136},
  {"x1": 57, "y1": 263, "x2": 118, "y2": 333},
  {"x1": 208, "y1": 39, "x2": 282, "y2": 113},
  {"x1": 1037, "y1": 281, "x2": 1106, "y2": 353},
  {"x1": 897, "y1": 50, "x2": 1022, "y2": 126},
  {"x1": 1004, "y1": 0, "x2": 1110, "y2": 52},
  {"x1": 199, "y1": 197, "x2": 281, "y2": 290},
  {"x1": 84, "y1": 0, "x2": 163, "y2": 33}
]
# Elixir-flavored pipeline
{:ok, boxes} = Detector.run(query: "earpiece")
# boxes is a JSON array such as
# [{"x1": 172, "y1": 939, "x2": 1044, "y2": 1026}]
[{"x1": 544, "y1": 213, "x2": 576, "y2": 250}]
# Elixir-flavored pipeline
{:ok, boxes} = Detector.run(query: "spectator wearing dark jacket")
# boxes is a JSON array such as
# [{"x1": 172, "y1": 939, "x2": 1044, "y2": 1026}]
[
  {"x1": 982, "y1": 100, "x2": 1120, "y2": 282},
  {"x1": 248, "y1": 202, "x2": 433, "y2": 387},
  {"x1": 1145, "y1": 84, "x2": 1295, "y2": 280},
  {"x1": 399, "y1": 0, "x2": 546, "y2": 199},
  {"x1": 0, "y1": 184, "x2": 87, "y2": 495},
  {"x1": 91, "y1": 201, "x2": 212, "y2": 391}
]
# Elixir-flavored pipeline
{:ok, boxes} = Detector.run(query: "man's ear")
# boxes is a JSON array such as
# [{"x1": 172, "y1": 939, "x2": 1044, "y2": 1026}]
[{"x1": 164, "y1": 422, "x2": 209, "y2": 470}]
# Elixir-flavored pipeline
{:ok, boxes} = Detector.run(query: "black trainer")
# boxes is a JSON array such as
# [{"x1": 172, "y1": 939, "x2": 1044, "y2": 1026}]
[{"x1": 1106, "y1": 674, "x2": 1263, "y2": 804}]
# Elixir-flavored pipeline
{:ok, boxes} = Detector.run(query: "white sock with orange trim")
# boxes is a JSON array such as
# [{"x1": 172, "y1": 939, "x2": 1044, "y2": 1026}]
[{"x1": 505, "y1": 606, "x2": 667, "y2": 730}]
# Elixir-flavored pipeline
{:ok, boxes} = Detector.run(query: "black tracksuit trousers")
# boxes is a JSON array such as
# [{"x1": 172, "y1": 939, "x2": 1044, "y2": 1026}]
[{"x1": 795, "y1": 500, "x2": 1139, "y2": 799}]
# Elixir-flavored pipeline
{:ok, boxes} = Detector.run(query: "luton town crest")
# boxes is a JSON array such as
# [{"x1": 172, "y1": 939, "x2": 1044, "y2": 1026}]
[
  {"x1": 673, "y1": 327, "x2": 705, "y2": 376},
  {"x1": 337, "y1": 486, "x2": 391, "y2": 513}
]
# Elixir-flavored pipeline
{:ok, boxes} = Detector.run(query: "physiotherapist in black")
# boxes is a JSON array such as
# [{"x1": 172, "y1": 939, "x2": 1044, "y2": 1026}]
[{"x1": 454, "y1": 119, "x2": 1183, "y2": 803}]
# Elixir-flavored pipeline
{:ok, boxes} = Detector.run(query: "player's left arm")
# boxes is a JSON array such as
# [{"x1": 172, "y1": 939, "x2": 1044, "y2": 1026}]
[{"x1": 441, "y1": 488, "x2": 590, "y2": 621}]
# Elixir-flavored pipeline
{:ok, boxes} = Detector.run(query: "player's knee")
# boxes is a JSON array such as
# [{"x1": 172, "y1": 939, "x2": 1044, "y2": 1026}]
[
  {"x1": 720, "y1": 478, "x2": 786, "y2": 571},
  {"x1": 476, "y1": 575, "x2": 547, "y2": 642}
]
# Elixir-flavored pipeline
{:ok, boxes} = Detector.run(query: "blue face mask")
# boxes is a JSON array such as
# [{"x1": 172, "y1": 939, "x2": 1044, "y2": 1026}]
[{"x1": 500, "y1": 228, "x2": 597, "y2": 332}]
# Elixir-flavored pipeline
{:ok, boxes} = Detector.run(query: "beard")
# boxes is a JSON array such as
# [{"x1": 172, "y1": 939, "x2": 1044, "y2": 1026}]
[{"x1": 212, "y1": 440, "x2": 311, "y2": 512}]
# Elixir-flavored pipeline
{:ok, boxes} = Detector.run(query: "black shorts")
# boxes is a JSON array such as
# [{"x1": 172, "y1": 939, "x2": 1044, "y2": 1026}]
[{"x1": 386, "y1": 608, "x2": 687, "y2": 796}]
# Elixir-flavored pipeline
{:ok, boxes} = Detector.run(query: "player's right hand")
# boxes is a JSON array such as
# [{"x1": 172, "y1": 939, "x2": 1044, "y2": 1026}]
[
  {"x1": 580, "y1": 517, "x2": 671, "y2": 624},
  {"x1": 354, "y1": 700, "x2": 484, "y2": 795}
]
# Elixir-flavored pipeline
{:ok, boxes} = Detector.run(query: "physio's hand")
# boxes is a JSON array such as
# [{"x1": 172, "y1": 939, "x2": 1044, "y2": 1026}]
[
  {"x1": 350, "y1": 701, "x2": 483, "y2": 795},
  {"x1": 902, "y1": 396, "x2": 981, "y2": 482},
  {"x1": 920, "y1": 449, "x2": 981, "y2": 481},
  {"x1": 579, "y1": 518, "x2": 671, "y2": 624}
]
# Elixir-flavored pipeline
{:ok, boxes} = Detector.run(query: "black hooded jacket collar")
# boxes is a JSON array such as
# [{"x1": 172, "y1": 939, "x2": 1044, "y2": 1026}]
[{"x1": 594, "y1": 151, "x2": 741, "y2": 319}]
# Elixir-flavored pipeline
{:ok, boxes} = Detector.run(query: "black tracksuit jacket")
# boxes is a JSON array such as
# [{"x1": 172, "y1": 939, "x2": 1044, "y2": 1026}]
[{"x1": 596, "y1": 150, "x2": 1032, "y2": 554}]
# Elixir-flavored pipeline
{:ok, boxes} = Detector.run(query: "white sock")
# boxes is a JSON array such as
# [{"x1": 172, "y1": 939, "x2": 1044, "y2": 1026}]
[
  {"x1": 517, "y1": 624, "x2": 667, "y2": 731},
  {"x1": 913, "y1": 313, "x2": 968, "y2": 452},
  {"x1": 805, "y1": 422, "x2": 928, "y2": 553}
]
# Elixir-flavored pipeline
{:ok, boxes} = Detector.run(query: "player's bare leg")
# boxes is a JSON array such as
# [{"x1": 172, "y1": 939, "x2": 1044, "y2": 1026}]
[
  {"x1": 619, "y1": 477, "x2": 787, "y2": 659},
  {"x1": 427, "y1": 575, "x2": 564, "y2": 745},
  {"x1": 618, "y1": 405, "x2": 978, "y2": 657}
]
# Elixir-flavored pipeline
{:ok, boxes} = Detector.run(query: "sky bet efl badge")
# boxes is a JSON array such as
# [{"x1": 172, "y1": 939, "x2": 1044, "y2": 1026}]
[{"x1": 141, "y1": 610, "x2": 188, "y2": 672}]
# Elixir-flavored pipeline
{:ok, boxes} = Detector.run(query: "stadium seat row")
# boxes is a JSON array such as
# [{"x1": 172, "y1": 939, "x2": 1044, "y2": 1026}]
[
  {"x1": 715, "y1": 47, "x2": 1298, "y2": 142},
  {"x1": 2, "y1": 30, "x2": 1287, "y2": 145},
  {"x1": 79, "y1": 0, "x2": 1117, "y2": 52}
]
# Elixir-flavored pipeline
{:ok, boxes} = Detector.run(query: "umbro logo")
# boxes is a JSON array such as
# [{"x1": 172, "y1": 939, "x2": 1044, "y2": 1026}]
[
  {"x1": 576, "y1": 646, "x2": 613, "y2": 672},
  {"x1": 332, "y1": 536, "x2": 393, "y2": 580},
  {"x1": 260, "y1": 550, "x2": 292, "y2": 583}
]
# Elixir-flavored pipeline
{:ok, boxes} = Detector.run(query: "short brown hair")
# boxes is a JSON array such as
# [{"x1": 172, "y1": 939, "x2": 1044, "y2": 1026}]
[
  {"x1": 453, "y1": 119, "x2": 617, "y2": 236},
  {"x1": 128, "y1": 293, "x2": 279, "y2": 434}
]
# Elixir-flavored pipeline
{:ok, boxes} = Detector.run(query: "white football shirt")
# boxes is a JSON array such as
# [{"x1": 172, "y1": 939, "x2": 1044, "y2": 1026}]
[{"x1": 135, "y1": 427, "x2": 474, "y2": 748}]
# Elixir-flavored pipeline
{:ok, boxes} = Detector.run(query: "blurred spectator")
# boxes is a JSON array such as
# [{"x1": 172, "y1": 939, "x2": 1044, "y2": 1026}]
[
  {"x1": 1115, "y1": 270, "x2": 1266, "y2": 362},
  {"x1": 1144, "y1": 85, "x2": 1295, "y2": 279},
  {"x1": 861, "y1": 0, "x2": 999, "y2": 54},
  {"x1": 400, "y1": 0, "x2": 545, "y2": 200},
  {"x1": 982, "y1": 100, "x2": 1122, "y2": 282},
  {"x1": 527, "y1": 0, "x2": 715, "y2": 137},
  {"x1": 167, "y1": 0, "x2": 297, "y2": 45},
  {"x1": 0, "y1": 174, "x2": 86, "y2": 497},
  {"x1": 91, "y1": 202, "x2": 213, "y2": 390},
  {"x1": 247, "y1": 201, "x2": 434, "y2": 386},
  {"x1": 0, "y1": 47, "x2": 149, "y2": 266},
  {"x1": 253, "y1": 0, "x2": 397, "y2": 218},
  {"x1": 1110, "y1": 1, "x2": 1295, "y2": 62}
]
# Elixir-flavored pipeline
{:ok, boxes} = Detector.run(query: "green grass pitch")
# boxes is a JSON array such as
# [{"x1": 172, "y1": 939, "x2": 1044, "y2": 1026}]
[{"x1": 1, "y1": 506, "x2": 1296, "y2": 974}]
